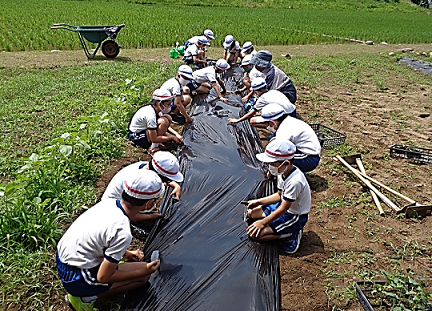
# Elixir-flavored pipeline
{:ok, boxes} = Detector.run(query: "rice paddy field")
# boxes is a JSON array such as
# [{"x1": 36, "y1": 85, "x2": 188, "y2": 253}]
[
  {"x1": 1, "y1": 0, "x2": 432, "y2": 310},
  {"x1": 0, "y1": 0, "x2": 431, "y2": 53}
]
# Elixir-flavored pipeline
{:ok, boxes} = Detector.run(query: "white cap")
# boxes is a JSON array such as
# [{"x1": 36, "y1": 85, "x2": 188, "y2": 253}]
[
  {"x1": 215, "y1": 59, "x2": 230, "y2": 71},
  {"x1": 241, "y1": 54, "x2": 253, "y2": 66},
  {"x1": 124, "y1": 170, "x2": 165, "y2": 200},
  {"x1": 250, "y1": 77, "x2": 267, "y2": 91},
  {"x1": 242, "y1": 41, "x2": 253, "y2": 52},
  {"x1": 255, "y1": 103, "x2": 287, "y2": 123},
  {"x1": 197, "y1": 36, "x2": 210, "y2": 45},
  {"x1": 152, "y1": 151, "x2": 184, "y2": 183},
  {"x1": 204, "y1": 29, "x2": 215, "y2": 40},
  {"x1": 256, "y1": 139, "x2": 296, "y2": 163},
  {"x1": 152, "y1": 88, "x2": 174, "y2": 101},
  {"x1": 178, "y1": 65, "x2": 193, "y2": 79},
  {"x1": 223, "y1": 35, "x2": 234, "y2": 49}
]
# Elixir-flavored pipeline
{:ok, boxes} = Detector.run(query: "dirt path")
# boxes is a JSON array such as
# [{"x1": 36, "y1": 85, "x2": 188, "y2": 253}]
[{"x1": 2, "y1": 43, "x2": 432, "y2": 69}]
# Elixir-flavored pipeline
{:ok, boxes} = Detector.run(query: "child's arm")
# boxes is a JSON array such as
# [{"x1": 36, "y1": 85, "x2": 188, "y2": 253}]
[
  {"x1": 167, "y1": 127, "x2": 183, "y2": 143},
  {"x1": 228, "y1": 109, "x2": 256, "y2": 123},
  {"x1": 211, "y1": 81, "x2": 228, "y2": 102},
  {"x1": 247, "y1": 192, "x2": 281, "y2": 208},
  {"x1": 97, "y1": 258, "x2": 160, "y2": 283},
  {"x1": 147, "y1": 129, "x2": 175, "y2": 144},
  {"x1": 241, "y1": 90, "x2": 254, "y2": 103},
  {"x1": 174, "y1": 96, "x2": 192, "y2": 123}
]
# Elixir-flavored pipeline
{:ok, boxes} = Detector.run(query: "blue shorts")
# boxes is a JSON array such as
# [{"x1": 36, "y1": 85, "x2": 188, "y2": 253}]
[
  {"x1": 129, "y1": 131, "x2": 151, "y2": 149},
  {"x1": 293, "y1": 154, "x2": 320, "y2": 173},
  {"x1": 262, "y1": 202, "x2": 308, "y2": 235},
  {"x1": 186, "y1": 80, "x2": 201, "y2": 92},
  {"x1": 56, "y1": 253, "x2": 112, "y2": 297}
]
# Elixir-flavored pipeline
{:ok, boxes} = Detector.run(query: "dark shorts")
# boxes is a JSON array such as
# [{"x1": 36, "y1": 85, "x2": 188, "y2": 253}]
[
  {"x1": 129, "y1": 131, "x2": 151, "y2": 149},
  {"x1": 293, "y1": 154, "x2": 320, "y2": 173},
  {"x1": 262, "y1": 202, "x2": 308, "y2": 236},
  {"x1": 289, "y1": 109, "x2": 297, "y2": 118},
  {"x1": 56, "y1": 253, "x2": 112, "y2": 297},
  {"x1": 279, "y1": 81, "x2": 297, "y2": 104},
  {"x1": 186, "y1": 80, "x2": 201, "y2": 92}
]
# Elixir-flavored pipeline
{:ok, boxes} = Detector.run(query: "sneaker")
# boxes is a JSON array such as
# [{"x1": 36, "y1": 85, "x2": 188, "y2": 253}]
[
  {"x1": 282, "y1": 229, "x2": 302, "y2": 254},
  {"x1": 65, "y1": 294, "x2": 99, "y2": 311}
]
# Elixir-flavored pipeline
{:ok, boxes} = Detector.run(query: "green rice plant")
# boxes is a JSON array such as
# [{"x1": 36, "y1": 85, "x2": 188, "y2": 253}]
[{"x1": 0, "y1": 0, "x2": 431, "y2": 52}]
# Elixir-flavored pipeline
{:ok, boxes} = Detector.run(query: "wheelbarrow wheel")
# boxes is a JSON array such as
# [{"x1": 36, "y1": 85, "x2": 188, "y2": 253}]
[{"x1": 102, "y1": 40, "x2": 120, "y2": 58}]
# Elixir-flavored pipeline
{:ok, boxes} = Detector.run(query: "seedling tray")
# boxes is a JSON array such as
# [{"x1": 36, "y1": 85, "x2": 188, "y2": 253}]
[
  {"x1": 389, "y1": 144, "x2": 432, "y2": 164},
  {"x1": 355, "y1": 281, "x2": 388, "y2": 311},
  {"x1": 309, "y1": 123, "x2": 347, "y2": 148}
]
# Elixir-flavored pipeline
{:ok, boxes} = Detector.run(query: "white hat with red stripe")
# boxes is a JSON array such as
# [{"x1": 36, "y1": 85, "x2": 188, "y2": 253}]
[
  {"x1": 152, "y1": 151, "x2": 184, "y2": 183},
  {"x1": 152, "y1": 88, "x2": 174, "y2": 101},
  {"x1": 254, "y1": 103, "x2": 286, "y2": 123},
  {"x1": 256, "y1": 138, "x2": 296, "y2": 163},
  {"x1": 215, "y1": 59, "x2": 230, "y2": 71},
  {"x1": 124, "y1": 170, "x2": 165, "y2": 200}
]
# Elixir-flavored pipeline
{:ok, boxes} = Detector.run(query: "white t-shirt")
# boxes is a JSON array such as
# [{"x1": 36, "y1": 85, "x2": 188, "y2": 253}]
[
  {"x1": 276, "y1": 116, "x2": 321, "y2": 156},
  {"x1": 277, "y1": 167, "x2": 311, "y2": 215},
  {"x1": 254, "y1": 90, "x2": 296, "y2": 114},
  {"x1": 225, "y1": 41, "x2": 241, "y2": 54},
  {"x1": 192, "y1": 66, "x2": 217, "y2": 84},
  {"x1": 184, "y1": 44, "x2": 199, "y2": 59},
  {"x1": 249, "y1": 67, "x2": 265, "y2": 82},
  {"x1": 161, "y1": 77, "x2": 182, "y2": 98},
  {"x1": 102, "y1": 161, "x2": 148, "y2": 201},
  {"x1": 57, "y1": 199, "x2": 132, "y2": 269},
  {"x1": 129, "y1": 105, "x2": 158, "y2": 133},
  {"x1": 187, "y1": 36, "x2": 199, "y2": 45}
]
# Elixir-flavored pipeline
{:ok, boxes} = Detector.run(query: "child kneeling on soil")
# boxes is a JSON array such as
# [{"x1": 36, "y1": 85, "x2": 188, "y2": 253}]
[
  {"x1": 56, "y1": 170, "x2": 163, "y2": 311},
  {"x1": 246, "y1": 139, "x2": 311, "y2": 254},
  {"x1": 101, "y1": 151, "x2": 184, "y2": 222},
  {"x1": 184, "y1": 59, "x2": 230, "y2": 102},
  {"x1": 128, "y1": 88, "x2": 184, "y2": 153},
  {"x1": 159, "y1": 65, "x2": 194, "y2": 124}
]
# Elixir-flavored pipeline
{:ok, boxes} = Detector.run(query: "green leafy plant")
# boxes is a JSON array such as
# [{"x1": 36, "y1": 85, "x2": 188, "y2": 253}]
[{"x1": 369, "y1": 269, "x2": 432, "y2": 310}]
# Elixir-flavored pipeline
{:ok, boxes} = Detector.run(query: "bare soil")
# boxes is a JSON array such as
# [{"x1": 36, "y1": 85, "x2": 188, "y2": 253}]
[{"x1": 3, "y1": 43, "x2": 431, "y2": 310}]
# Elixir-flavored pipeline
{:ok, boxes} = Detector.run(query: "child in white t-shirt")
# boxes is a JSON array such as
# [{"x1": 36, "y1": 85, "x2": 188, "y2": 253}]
[
  {"x1": 245, "y1": 139, "x2": 311, "y2": 254},
  {"x1": 57, "y1": 170, "x2": 163, "y2": 310}
]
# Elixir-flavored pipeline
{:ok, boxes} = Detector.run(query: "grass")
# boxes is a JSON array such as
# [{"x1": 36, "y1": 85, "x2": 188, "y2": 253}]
[{"x1": 0, "y1": 0, "x2": 431, "y2": 52}]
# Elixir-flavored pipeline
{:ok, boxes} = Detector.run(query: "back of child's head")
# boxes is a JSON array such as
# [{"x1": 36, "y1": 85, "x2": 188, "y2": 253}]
[{"x1": 123, "y1": 170, "x2": 164, "y2": 206}]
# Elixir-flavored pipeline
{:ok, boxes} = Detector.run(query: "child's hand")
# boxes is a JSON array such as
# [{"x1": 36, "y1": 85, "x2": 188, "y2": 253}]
[
  {"x1": 125, "y1": 249, "x2": 144, "y2": 262},
  {"x1": 228, "y1": 118, "x2": 239, "y2": 123},
  {"x1": 247, "y1": 220, "x2": 265, "y2": 238},
  {"x1": 247, "y1": 199, "x2": 260, "y2": 208},
  {"x1": 218, "y1": 96, "x2": 228, "y2": 103},
  {"x1": 147, "y1": 260, "x2": 161, "y2": 272},
  {"x1": 241, "y1": 95, "x2": 249, "y2": 103}
]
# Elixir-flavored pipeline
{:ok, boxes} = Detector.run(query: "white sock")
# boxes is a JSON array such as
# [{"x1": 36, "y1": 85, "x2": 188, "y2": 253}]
[
  {"x1": 150, "y1": 143, "x2": 159, "y2": 149},
  {"x1": 81, "y1": 296, "x2": 98, "y2": 303}
]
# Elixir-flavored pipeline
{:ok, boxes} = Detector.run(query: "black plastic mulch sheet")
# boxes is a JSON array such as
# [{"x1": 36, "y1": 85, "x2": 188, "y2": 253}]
[{"x1": 121, "y1": 66, "x2": 280, "y2": 311}]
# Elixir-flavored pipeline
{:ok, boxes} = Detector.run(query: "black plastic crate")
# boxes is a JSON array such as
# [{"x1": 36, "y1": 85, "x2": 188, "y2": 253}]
[
  {"x1": 389, "y1": 144, "x2": 432, "y2": 164},
  {"x1": 355, "y1": 281, "x2": 387, "y2": 311},
  {"x1": 309, "y1": 123, "x2": 347, "y2": 148}
]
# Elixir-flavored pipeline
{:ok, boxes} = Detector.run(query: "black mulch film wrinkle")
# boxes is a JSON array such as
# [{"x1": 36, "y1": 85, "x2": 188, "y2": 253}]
[{"x1": 121, "y1": 66, "x2": 281, "y2": 311}]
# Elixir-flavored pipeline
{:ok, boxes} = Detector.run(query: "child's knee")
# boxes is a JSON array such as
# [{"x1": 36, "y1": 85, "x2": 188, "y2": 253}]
[{"x1": 182, "y1": 95, "x2": 191, "y2": 106}]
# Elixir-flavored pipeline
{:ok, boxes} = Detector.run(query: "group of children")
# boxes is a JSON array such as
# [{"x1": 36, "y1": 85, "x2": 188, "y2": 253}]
[{"x1": 56, "y1": 29, "x2": 323, "y2": 311}]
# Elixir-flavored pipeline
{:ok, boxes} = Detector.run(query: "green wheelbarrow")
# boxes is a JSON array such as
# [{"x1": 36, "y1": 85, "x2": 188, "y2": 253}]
[{"x1": 51, "y1": 23, "x2": 125, "y2": 59}]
